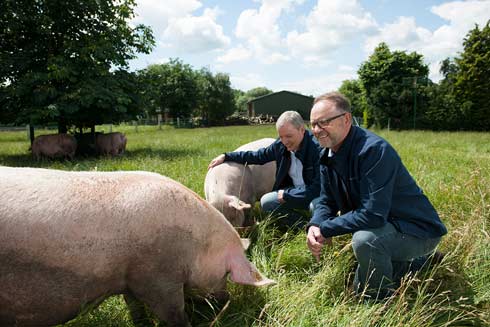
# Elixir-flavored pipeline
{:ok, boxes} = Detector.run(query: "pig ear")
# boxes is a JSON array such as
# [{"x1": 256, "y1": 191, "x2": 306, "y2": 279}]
[
  {"x1": 225, "y1": 195, "x2": 251, "y2": 211},
  {"x1": 228, "y1": 256, "x2": 276, "y2": 287}
]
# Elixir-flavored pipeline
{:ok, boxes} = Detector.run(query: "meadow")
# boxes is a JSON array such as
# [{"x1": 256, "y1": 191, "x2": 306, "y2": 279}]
[{"x1": 0, "y1": 124, "x2": 489, "y2": 327}]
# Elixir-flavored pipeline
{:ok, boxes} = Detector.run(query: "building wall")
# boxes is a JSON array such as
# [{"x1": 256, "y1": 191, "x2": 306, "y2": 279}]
[{"x1": 250, "y1": 91, "x2": 313, "y2": 120}]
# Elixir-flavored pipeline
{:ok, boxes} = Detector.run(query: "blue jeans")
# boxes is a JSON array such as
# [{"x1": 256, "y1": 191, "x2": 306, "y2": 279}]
[
  {"x1": 260, "y1": 192, "x2": 319, "y2": 229},
  {"x1": 352, "y1": 222, "x2": 441, "y2": 300}
]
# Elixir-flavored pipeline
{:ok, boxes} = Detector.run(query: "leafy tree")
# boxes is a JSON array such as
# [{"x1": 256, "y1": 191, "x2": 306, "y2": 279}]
[
  {"x1": 358, "y1": 43, "x2": 429, "y2": 129},
  {"x1": 196, "y1": 69, "x2": 236, "y2": 126},
  {"x1": 138, "y1": 59, "x2": 198, "y2": 119},
  {"x1": 425, "y1": 58, "x2": 462, "y2": 130},
  {"x1": 454, "y1": 21, "x2": 490, "y2": 131},
  {"x1": 0, "y1": 0, "x2": 154, "y2": 131},
  {"x1": 235, "y1": 87, "x2": 273, "y2": 115},
  {"x1": 338, "y1": 79, "x2": 369, "y2": 125}
]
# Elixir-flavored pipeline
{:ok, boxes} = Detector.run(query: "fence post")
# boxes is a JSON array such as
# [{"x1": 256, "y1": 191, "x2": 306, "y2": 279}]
[{"x1": 133, "y1": 120, "x2": 138, "y2": 133}]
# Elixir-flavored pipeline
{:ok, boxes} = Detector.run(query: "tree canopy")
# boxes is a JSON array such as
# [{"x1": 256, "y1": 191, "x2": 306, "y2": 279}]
[
  {"x1": 358, "y1": 43, "x2": 430, "y2": 129},
  {"x1": 138, "y1": 59, "x2": 199, "y2": 120},
  {"x1": 0, "y1": 0, "x2": 154, "y2": 131},
  {"x1": 454, "y1": 22, "x2": 490, "y2": 131},
  {"x1": 235, "y1": 87, "x2": 274, "y2": 115}
]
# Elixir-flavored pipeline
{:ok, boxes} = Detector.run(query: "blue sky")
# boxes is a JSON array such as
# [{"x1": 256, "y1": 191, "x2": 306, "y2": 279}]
[{"x1": 129, "y1": 0, "x2": 490, "y2": 96}]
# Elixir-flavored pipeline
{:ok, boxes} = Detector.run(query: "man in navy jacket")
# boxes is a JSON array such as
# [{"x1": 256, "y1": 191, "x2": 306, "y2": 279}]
[
  {"x1": 208, "y1": 111, "x2": 322, "y2": 228},
  {"x1": 306, "y1": 92, "x2": 447, "y2": 300}
]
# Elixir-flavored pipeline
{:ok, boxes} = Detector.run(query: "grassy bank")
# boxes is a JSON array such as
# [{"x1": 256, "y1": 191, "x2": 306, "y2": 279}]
[{"x1": 1, "y1": 125, "x2": 488, "y2": 326}]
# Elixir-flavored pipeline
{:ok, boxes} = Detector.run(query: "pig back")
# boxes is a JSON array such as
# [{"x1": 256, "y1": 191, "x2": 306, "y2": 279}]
[
  {"x1": 234, "y1": 138, "x2": 276, "y2": 198},
  {"x1": 0, "y1": 167, "x2": 241, "y2": 325},
  {"x1": 32, "y1": 133, "x2": 77, "y2": 159}
]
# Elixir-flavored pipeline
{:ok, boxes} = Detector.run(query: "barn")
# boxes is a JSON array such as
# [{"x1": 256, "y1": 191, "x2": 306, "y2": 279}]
[{"x1": 247, "y1": 90, "x2": 314, "y2": 121}]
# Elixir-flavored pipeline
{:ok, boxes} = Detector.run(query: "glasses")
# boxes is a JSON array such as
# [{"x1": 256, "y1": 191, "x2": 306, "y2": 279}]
[{"x1": 310, "y1": 113, "x2": 346, "y2": 129}]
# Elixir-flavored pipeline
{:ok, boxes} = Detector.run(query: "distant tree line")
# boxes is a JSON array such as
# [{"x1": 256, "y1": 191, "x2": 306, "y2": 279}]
[
  {"x1": 1, "y1": 0, "x2": 488, "y2": 131},
  {"x1": 135, "y1": 60, "x2": 273, "y2": 126},
  {"x1": 340, "y1": 21, "x2": 490, "y2": 131}
]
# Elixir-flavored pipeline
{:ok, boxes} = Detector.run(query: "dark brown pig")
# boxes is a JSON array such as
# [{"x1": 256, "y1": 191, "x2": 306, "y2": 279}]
[
  {"x1": 0, "y1": 166, "x2": 274, "y2": 327},
  {"x1": 204, "y1": 138, "x2": 276, "y2": 226},
  {"x1": 95, "y1": 132, "x2": 127, "y2": 156},
  {"x1": 31, "y1": 133, "x2": 77, "y2": 160}
]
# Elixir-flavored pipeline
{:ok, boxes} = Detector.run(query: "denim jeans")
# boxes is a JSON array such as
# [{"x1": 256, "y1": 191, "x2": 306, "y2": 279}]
[
  {"x1": 260, "y1": 191, "x2": 318, "y2": 229},
  {"x1": 351, "y1": 222, "x2": 441, "y2": 300}
]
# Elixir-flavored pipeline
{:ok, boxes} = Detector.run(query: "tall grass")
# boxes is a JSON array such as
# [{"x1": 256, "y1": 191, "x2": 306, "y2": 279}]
[{"x1": 0, "y1": 125, "x2": 488, "y2": 326}]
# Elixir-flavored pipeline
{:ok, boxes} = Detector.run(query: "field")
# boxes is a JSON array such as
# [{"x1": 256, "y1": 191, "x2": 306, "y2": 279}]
[{"x1": 1, "y1": 125, "x2": 489, "y2": 327}]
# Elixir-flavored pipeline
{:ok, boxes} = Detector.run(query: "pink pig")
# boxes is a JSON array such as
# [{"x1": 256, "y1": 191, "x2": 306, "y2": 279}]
[
  {"x1": 0, "y1": 166, "x2": 274, "y2": 327},
  {"x1": 205, "y1": 138, "x2": 277, "y2": 226}
]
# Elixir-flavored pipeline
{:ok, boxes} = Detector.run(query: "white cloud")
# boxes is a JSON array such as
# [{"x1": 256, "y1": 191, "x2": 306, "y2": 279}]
[
  {"x1": 232, "y1": 0, "x2": 303, "y2": 64},
  {"x1": 363, "y1": 16, "x2": 432, "y2": 55},
  {"x1": 287, "y1": 0, "x2": 377, "y2": 65},
  {"x1": 216, "y1": 45, "x2": 253, "y2": 64},
  {"x1": 230, "y1": 73, "x2": 267, "y2": 91},
  {"x1": 363, "y1": 0, "x2": 490, "y2": 82},
  {"x1": 278, "y1": 68, "x2": 357, "y2": 96},
  {"x1": 133, "y1": 0, "x2": 202, "y2": 29},
  {"x1": 163, "y1": 8, "x2": 230, "y2": 53},
  {"x1": 133, "y1": 1, "x2": 229, "y2": 54}
]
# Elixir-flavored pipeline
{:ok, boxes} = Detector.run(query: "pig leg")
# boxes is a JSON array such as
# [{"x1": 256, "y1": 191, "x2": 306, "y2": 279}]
[{"x1": 131, "y1": 282, "x2": 190, "y2": 327}]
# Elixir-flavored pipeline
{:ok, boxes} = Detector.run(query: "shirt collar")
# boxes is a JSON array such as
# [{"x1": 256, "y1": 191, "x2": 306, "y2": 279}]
[{"x1": 320, "y1": 125, "x2": 356, "y2": 165}]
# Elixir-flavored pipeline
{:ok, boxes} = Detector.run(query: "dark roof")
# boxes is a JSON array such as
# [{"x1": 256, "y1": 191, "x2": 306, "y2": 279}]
[{"x1": 247, "y1": 90, "x2": 314, "y2": 104}]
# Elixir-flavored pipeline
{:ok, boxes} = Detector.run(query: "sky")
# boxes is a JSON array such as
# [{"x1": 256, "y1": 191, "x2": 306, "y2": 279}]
[{"x1": 129, "y1": 0, "x2": 490, "y2": 96}]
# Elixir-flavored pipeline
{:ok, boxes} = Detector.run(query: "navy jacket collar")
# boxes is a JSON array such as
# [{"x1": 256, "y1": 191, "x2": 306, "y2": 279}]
[
  {"x1": 280, "y1": 129, "x2": 313, "y2": 162},
  {"x1": 320, "y1": 125, "x2": 356, "y2": 165}
]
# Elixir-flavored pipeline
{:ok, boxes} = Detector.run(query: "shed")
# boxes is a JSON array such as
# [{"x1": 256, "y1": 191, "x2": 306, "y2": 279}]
[{"x1": 247, "y1": 90, "x2": 314, "y2": 121}]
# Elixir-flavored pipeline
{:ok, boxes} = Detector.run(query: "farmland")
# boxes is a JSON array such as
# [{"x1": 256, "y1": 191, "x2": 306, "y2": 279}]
[{"x1": 0, "y1": 125, "x2": 489, "y2": 327}]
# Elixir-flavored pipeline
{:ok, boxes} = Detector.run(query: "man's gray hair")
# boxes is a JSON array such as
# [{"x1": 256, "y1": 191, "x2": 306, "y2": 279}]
[
  {"x1": 314, "y1": 91, "x2": 351, "y2": 113},
  {"x1": 276, "y1": 111, "x2": 305, "y2": 130}
]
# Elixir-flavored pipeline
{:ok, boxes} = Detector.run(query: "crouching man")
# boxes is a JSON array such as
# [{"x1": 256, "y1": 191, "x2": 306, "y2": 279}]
[
  {"x1": 306, "y1": 92, "x2": 447, "y2": 300},
  {"x1": 209, "y1": 111, "x2": 322, "y2": 230}
]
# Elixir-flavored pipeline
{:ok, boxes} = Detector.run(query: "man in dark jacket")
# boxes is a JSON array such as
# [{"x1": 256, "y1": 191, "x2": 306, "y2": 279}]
[
  {"x1": 306, "y1": 92, "x2": 447, "y2": 300},
  {"x1": 208, "y1": 111, "x2": 322, "y2": 229}
]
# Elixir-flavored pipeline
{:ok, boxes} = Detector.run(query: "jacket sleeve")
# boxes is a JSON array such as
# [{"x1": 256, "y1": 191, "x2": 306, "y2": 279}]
[
  {"x1": 224, "y1": 142, "x2": 277, "y2": 165},
  {"x1": 317, "y1": 144, "x2": 398, "y2": 238}
]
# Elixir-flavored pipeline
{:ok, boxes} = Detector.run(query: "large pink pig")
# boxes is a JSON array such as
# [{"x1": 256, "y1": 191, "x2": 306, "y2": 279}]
[
  {"x1": 204, "y1": 138, "x2": 276, "y2": 226},
  {"x1": 95, "y1": 132, "x2": 127, "y2": 156},
  {"x1": 31, "y1": 133, "x2": 77, "y2": 160},
  {"x1": 0, "y1": 166, "x2": 274, "y2": 327}
]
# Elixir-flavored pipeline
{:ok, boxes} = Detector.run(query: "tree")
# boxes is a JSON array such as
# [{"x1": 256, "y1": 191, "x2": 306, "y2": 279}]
[
  {"x1": 235, "y1": 87, "x2": 273, "y2": 115},
  {"x1": 338, "y1": 79, "x2": 369, "y2": 125},
  {"x1": 196, "y1": 69, "x2": 236, "y2": 126},
  {"x1": 358, "y1": 43, "x2": 429, "y2": 129},
  {"x1": 425, "y1": 58, "x2": 462, "y2": 130},
  {"x1": 454, "y1": 21, "x2": 490, "y2": 131},
  {"x1": 138, "y1": 59, "x2": 198, "y2": 119},
  {"x1": 0, "y1": 0, "x2": 154, "y2": 131}
]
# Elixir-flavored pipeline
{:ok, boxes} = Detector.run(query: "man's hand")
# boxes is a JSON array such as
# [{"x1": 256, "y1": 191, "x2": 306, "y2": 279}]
[
  {"x1": 277, "y1": 189, "x2": 285, "y2": 203},
  {"x1": 208, "y1": 154, "x2": 225, "y2": 170},
  {"x1": 306, "y1": 226, "x2": 332, "y2": 262}
]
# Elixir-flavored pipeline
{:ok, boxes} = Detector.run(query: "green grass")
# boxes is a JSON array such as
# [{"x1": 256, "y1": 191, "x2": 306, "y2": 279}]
[{"x1": 1, "y1": 125, "x2": 489, "y2": 326}]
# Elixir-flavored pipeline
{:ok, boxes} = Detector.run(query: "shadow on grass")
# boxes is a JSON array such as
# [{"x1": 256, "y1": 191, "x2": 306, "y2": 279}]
[
  {"x1": 0, "y1": 153, "x2": 47, "y2": 167},
  {"x1": 0, "y1": 147, "x2": 203, "y2": 168},
  {"x1": 123, "y1": 147, "x2": 204, "y2": 160}
]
